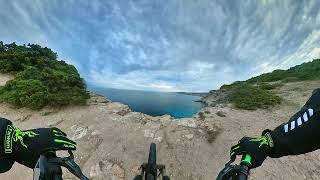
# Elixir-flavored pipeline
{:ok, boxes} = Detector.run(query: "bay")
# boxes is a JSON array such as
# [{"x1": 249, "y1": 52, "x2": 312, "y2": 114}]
[{"x1": 88, "y1": 85, "x2": 203, "y2": 118}]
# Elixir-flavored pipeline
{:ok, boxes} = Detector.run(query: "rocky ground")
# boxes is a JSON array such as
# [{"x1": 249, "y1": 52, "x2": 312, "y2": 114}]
[
  {"x1": 0, "y1": 74, "x2": 319, "y2": 179},
  {"x1": 200, "y1": 89, "x2": 230, "y2": 107}
]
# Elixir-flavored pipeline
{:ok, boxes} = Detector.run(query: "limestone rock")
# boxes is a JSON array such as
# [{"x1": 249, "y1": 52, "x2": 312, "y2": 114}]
[
  {"x1": 154, "y1": 136, "x2": 163, "y2": 142},
  {"x1": 90, "y1": 163, "x2": 103, "y2": 178},
  {"x1": 119, "y1": 112, "x2": 147, "y2": 124},
  {"x1": 131, "y1": 165, "x2": 141, "y2": 174},
  {"x1": 16, "y1": 114, "x2": 32, "y2": 123},
  {"x1": 89, "y1": 94, "x2": 110, "y2": 104},
  {"x1": 174, "y1": 118, "x2": 197, "y2": 128},
  {"x1": 144, "y1": 129, "x2": 155, "y2": 138},
  {"x1": 116, "y1": 105, "x2": 131, "y2": 116},
  {"x1": 71, "y1": 126, "x2": 88, "y2": 140},
  {"x1": 111, "y1": 164, "x2": 125, "y2": 178},
  {"x1": 91, "y1": 129, "x2": 102, "y2": 136},
  {"x1": 47, "y1": 119, "x2": 64, "y2": 127},
  {"x1": 184, "y1": 134, "x2": 194, "y2": 140},
  {"x1": 158, "y1": 115, "x2": 173, "y2": 125},
  {"x1": 217, "y1": 111, "x2": 226, "y2": 117}
]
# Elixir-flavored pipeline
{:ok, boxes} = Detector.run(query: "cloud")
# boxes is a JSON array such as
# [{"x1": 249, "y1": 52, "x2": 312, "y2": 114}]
[
  {"x1": 148, "y1": 83, "x2": 181, "y2": 92},
  {"x1": 1, "y1": 0, "x2": 320, "y2": 92}
]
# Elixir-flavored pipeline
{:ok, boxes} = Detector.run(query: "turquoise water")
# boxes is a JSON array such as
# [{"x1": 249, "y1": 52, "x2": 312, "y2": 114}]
[{"x1": 88, "y1": 85, "x2": 203, "y2": 118}]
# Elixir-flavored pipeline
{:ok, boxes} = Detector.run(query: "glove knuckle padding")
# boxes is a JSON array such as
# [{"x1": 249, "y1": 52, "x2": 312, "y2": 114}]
[{"x1": 52, "y1": 127, "x2": 67, "y2": 136}]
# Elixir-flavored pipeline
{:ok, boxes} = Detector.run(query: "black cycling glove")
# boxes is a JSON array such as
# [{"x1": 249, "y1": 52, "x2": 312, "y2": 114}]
[
  {"x1": 1, "y1": 118, "x2": 77, "y2": 169},
  {"x1": 12, "y1": 126, "x2": 77, "y2": 168},
  {"x1": 230, "y1": 131, "x2": 274, "y2": 168}
]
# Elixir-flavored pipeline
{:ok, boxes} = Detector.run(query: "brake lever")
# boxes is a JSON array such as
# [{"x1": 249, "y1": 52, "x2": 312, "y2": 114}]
[
  {"x1": 216, "y1": 156, "x2": 240, "y2": 180},
  {"x1": 224, "y1": 156, "x2": 236, "y2": 167},
  {"x1": 48, "y1": 150, "x2": 89, "y2": 180},
  {"x1": 216, "y1": 154, "x2": 251, "y2": 180}
]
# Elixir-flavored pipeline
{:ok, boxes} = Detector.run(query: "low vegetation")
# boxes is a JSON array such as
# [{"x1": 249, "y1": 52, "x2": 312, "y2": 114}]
[
  {"x1": 220, "y1": 82, "x2": 282, "y2": 110},
  {"x1": 0, "y1": 41, "x2": 89, "y2": 109},
  {"x1": 248, "y1": 59, "x2": 320, "y2": 83},
  {"x1": 219, "y1": 59, "x2": 320, "y2": 110},
  {"x1": 206, "y1": 127, "x2": 222, "y2": 144},
  {"x1": 228, "y1": 83, "x2": 281, "y2": 110},
  {"x1": 198, "y1": 111, "x2": 206, "y2": 121}
]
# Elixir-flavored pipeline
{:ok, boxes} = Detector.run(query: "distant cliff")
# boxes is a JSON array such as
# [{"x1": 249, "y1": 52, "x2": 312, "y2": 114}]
[
  {"x1": 176, "y1": 92, "x2": 208, "y2": 97},
  {"x1": 201, "y1": 59, "x2": 320, "y2": 110}
]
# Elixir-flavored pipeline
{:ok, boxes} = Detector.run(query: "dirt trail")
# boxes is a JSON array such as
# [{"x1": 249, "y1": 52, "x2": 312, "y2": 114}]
[
  {"x1": 0, "y1": 75, "x2": 319, "y2": 179},
  {"x1": 0, "y1": 74, "x2": 13, "y2": 86}
]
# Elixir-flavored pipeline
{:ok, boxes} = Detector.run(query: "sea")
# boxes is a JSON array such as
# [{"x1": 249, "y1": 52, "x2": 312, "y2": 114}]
[{"x1": 88, "y1": 85, "x2": 203, "y2": 118}]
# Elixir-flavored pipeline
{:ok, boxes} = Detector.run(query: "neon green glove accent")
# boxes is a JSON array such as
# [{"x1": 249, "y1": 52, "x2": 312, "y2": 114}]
[{"x1": 13, "y1": 127, "x2": 38, "y2": 148}]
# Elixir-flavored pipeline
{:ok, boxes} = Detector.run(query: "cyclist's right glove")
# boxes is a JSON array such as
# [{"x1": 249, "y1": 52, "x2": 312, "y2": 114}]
[{"x1": 230, "y1": 131, "x2": 274, "y2": 168}]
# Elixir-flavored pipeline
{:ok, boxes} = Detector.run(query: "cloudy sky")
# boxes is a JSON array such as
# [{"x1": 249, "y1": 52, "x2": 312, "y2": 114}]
[{"x1": 1, "y1": 0, "x2": 320, "y2": 92}]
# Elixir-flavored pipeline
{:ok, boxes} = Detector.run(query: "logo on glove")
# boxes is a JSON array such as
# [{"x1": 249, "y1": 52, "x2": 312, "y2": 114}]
[{"x1": 4, "y1": 125, "x2": 14, "y2": 153}]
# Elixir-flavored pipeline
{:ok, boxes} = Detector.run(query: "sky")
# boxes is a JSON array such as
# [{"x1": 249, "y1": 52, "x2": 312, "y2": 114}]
[{"x1": 0, "y1": 0, "x2": 320, "y2": 92}]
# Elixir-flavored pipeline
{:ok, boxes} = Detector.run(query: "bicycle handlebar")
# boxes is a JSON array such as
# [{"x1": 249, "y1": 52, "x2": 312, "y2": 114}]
[
  {"x1": 236, "y1": 165, "x2": 249, "y2": 180},
  {"x1": 33, "y1": 150, "x2": 89, "y2": 180},
  {"x1": 216, "y1": 154, "x2": 252, "y2": 180},
  {"x1": 238, "y1": 154, "x2": 251, "y2": 180}
]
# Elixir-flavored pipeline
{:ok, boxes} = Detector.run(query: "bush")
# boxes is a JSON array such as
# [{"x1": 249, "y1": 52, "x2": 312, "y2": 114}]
[
  {"x1": 198, "y1": 112, "x2": 205, "y2": 121},
  {"x1": 218, "y1": 59, "x2": 320, "y2": 110},
  {"x1": 0, "y1": 42, "x2": 89, "y2": 109},
  {"x1": 220, "y1": 81, "x2": 242, "y2": 90},
  {"x1": 0, "y1": 79, "x2": 49, "y2": 109},
  {"x1": 258, "y1": 82, "x2": 283, "y2": 90},
  {"x1": 206, "y1": 128, "x2": 221, "y2": 144},
  {"x1": 281, "y1": 77, "x2": 300, "y2": 83},
  {"x1": 229, "y1": 84, "x2": 281, "y2": 110}
]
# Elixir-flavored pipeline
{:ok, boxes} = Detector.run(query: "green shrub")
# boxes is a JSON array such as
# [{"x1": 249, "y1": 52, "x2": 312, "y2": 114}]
[
  {"x1": 0, "y1": 79, "x2": 49, "y2": 109},
  {"x1": 228, "y1": 84, "x2": 281, "y2": 110},
  {"x1": 248, "y1": 59, "x2": 320, "y2": 83},
  {"x1": 0, "y1": 42, "x2": 89, "y2": 109},
  {"x1": 220, "y1": 81, "x2": 242, "y2": 90},
  {"x1": 218, "y1": 59, "x2": 320, "y2": 110},
  {"x1": 281, "y1": 77, "x2": 300, "y2": 83},
  {"x1": 258, "y1": 82, "x2": 284, "y2": 90}
]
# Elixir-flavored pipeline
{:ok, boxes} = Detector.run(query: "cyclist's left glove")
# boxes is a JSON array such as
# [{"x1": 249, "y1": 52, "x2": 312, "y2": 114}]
[
  {"x1": 230, "y1": 130, "x2": 274, "y2": 168},
  {"x1": 7, "y1": 125, "x2": 76, "y2": 169}
]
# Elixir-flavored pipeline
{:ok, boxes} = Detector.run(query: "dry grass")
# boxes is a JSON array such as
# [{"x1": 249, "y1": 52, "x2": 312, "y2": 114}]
[{"x1": 206, "y1": 127, "x2": 222, "y2": 144}]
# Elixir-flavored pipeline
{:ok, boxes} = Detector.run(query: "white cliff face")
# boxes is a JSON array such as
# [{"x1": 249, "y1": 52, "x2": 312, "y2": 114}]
[{"x1": 0, "y1": 76, "x2": 320, "y2": 179}]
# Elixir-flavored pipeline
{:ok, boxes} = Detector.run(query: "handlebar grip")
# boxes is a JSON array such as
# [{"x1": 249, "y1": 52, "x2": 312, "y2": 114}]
[
  {"x1": 240, "y1": 154, "x2": 252, "y2": 166},
  {"x1": 237, "y1": 165, "x2": 249, "y2": 180},
  {"x1": 237, "y1": 154, "x2": 251, "y2": 180}
]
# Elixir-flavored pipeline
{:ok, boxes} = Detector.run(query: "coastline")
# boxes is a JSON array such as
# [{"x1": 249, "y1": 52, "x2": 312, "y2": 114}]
[
  {"x1": 176, "y1": 92, "x2": 208, "y2": 97},
  {"x1": 88, "y1": 87, "x2": 204, "y2": 118}
]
